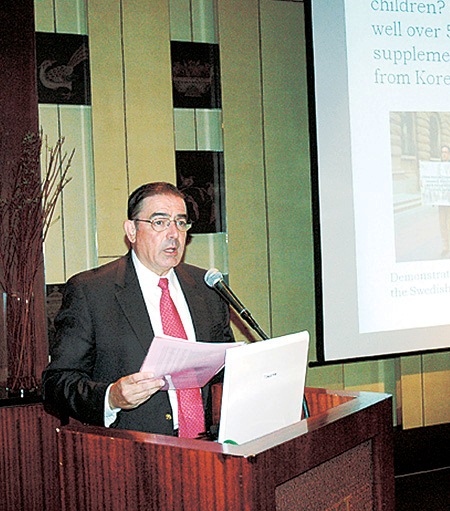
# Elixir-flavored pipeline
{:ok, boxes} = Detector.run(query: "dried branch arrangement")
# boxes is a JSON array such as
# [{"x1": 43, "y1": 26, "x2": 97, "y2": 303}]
[{"x1": 0, "y1": 132, "x2": 74, "y2": 391}]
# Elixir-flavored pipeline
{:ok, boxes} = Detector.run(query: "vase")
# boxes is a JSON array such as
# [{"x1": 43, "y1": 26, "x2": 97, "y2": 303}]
[
  {"x1": 1, "y1": 291, "x2": 38, "y2": 395},
  {"x1": 0, "y1": 291, "x2": 7, "y2": 385}
]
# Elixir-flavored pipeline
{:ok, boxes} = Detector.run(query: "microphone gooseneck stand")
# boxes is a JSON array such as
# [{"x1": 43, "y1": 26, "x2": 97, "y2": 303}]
[{"x1": 204, "y1": 269, "x2": 310, "y2": 419}]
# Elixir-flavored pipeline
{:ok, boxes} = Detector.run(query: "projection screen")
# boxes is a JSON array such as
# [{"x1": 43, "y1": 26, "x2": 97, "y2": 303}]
[{"x1": 306, "y1": 0, "x2": 450, "y2": 361}]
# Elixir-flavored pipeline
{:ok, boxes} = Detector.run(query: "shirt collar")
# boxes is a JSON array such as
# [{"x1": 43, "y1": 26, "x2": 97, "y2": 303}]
[{"x1": 131, "y1": 250, "x2": 176, "y2": 286}]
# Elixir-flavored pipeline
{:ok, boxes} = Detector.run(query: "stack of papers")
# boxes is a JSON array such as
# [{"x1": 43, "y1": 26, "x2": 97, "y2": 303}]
[{"x1": 140, "y1": 336, "x2": 242, "y2": 390}]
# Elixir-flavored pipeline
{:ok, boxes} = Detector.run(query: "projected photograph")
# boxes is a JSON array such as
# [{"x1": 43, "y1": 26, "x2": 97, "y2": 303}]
[{"x1": 391, "y1": 111, "x2": 450, "y2": 262}]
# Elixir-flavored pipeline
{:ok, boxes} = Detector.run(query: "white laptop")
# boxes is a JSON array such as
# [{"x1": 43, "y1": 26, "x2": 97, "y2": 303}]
[{"x1": 218, "y1": 331, "x2": 309, "y2": 445}]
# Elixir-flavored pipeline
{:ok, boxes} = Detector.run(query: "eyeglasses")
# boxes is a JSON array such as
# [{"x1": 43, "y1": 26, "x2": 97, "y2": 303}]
[{"x1": 133, "y1": 217, "x2": 192, "y2": 232}]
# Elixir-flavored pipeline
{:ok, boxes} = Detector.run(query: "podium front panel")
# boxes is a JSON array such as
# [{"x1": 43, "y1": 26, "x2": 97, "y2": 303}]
[{"x1": 276, "y1": 440, "x2": 373, "y2": 510}]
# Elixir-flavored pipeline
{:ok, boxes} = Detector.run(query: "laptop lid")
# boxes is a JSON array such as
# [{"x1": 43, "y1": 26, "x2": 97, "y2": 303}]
[{"x1": 218, "y1": 331, "x2": 309, "y2": 445}]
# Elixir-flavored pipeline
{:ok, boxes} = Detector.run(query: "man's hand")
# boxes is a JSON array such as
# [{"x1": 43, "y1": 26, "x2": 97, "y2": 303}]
[{"x1": 109, "y1": 371, "x2": 165, "y2": 410}]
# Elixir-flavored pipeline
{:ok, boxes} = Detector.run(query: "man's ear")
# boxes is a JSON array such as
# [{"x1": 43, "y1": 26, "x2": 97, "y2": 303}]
[{"x1": 123, "y1": 219, "x2": 136, "y2": 244}]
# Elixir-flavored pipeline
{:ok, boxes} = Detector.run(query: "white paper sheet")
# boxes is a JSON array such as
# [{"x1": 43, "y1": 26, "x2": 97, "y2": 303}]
[{"x1": 140, "y1": 336, "x2": 242, "y2": 390}]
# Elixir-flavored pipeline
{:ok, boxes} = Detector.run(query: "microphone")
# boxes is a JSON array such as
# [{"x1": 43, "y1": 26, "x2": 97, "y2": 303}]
[{"x1": 204, "y1": 268, "x2": 269, "y2": 341}]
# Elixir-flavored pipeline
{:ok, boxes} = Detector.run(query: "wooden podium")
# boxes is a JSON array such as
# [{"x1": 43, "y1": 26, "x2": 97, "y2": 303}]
[{"x1": 56, "y1": 388, "x2": 395, "y2": 511}]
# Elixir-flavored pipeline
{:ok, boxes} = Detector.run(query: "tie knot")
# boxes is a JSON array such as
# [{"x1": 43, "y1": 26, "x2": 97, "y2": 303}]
[{"x1": 158, "y1": 277, "x2": 169, "y2": 291}]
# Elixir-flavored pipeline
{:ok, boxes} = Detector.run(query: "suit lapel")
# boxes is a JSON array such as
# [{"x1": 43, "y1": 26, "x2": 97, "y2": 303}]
[
  {"x1": 114, "y1": 253, "x2": 155, "y2": 354},
  {"x1": 114, "y1": 257, "x2": 211, "y2": 352}
]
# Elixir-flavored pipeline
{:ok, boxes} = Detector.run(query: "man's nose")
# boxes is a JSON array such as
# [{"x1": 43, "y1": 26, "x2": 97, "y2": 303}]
[{"x1": 166, "y1": 221, "x2": 179, "y2": 237}]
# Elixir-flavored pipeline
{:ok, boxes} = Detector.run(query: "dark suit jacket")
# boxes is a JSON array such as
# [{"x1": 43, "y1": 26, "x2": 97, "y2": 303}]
[{"x1": 42, "y1": 252, "x2": 234, "y2": 435}]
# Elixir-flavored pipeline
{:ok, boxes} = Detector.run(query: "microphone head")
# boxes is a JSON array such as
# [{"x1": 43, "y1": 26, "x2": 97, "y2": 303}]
[{"x1": 204, "y1": 268, "x2": 223, "y2": 288}]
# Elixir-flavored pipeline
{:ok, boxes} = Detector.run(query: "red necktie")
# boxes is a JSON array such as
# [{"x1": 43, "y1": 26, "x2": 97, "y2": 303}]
[{"x1": 158, "y1": 278, "x2": 205, "y2": 438}]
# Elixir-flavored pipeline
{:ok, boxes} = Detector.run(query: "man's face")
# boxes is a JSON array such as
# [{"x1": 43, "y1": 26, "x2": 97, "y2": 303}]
[
  {"x1": 442, "y1": 147, "x2": 450, "y2": 161},
  {"x1": 124, "y1": 193, "x2": 188, "y2": 276}
]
